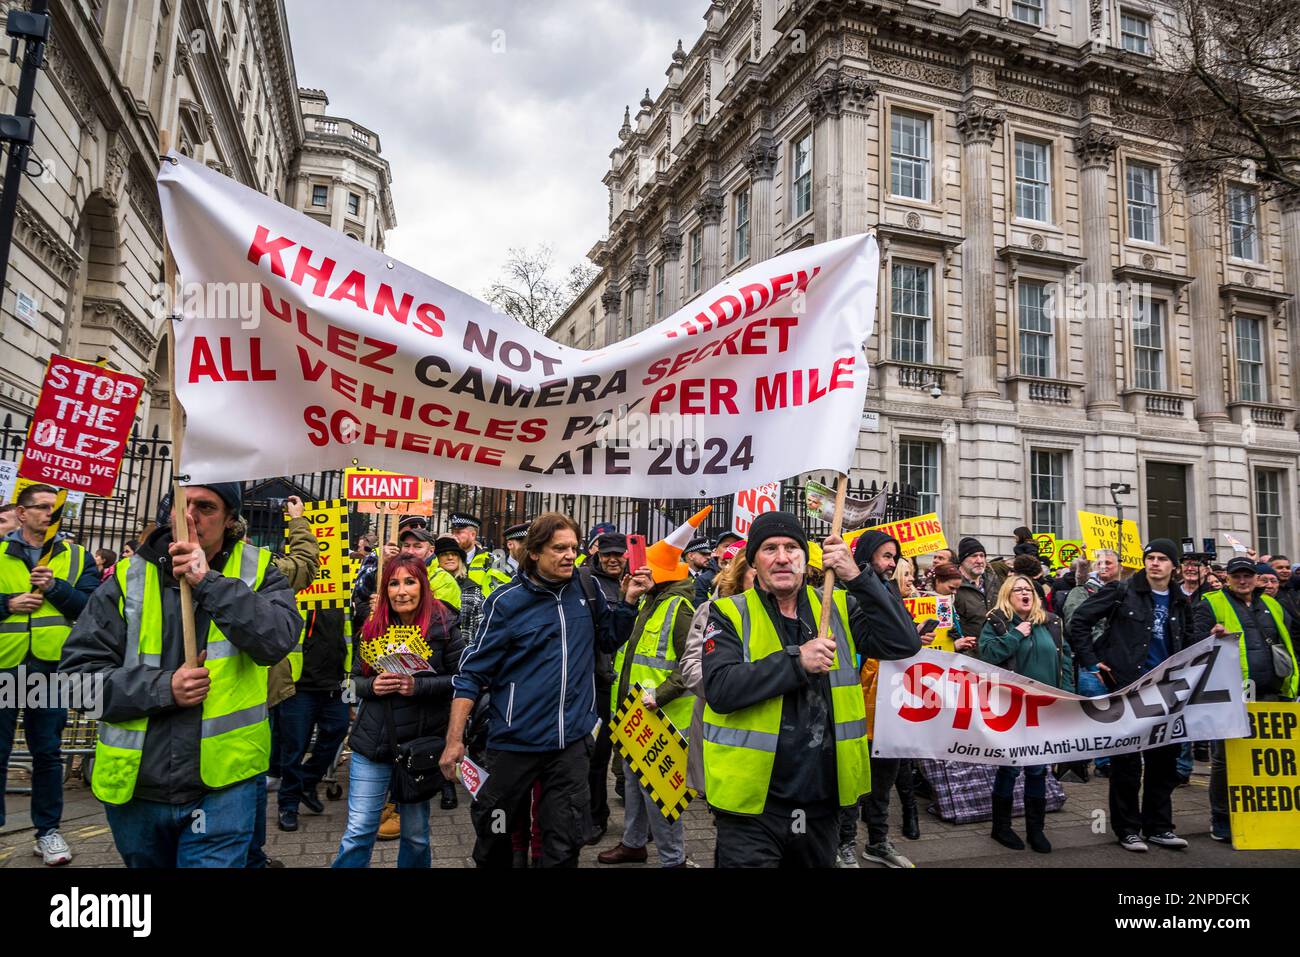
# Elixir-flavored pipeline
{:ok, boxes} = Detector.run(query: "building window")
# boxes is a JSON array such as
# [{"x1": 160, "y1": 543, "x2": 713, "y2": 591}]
[
  {"x1": 625, "y1": 289, "x2": 636, "y2": 337},
  {"x1": 792, "y1": 132, "x2": 812, "y2": 219},
  {"x1": 311, "y1": 184, "x2": 328, "y2": 207},
  {"x1": 1017, "y1": 280, "x2": 1055, "y2": 378},
  {"x1": 1011, "y1": 0, "x2": 1043, "y2": 27},
  {"x1": 733, "y1": 188, "x2": 751, "y2": 263},
  {"x1": 890, "y1": 110, "x2": 932, "y2": 202},
  {"x1": 1255, "y1": 469, "x2": 1283, "y2": 556},
  {"x1": 1015, "y1": 138, "x2": 1051, "y2": 222},
  {"x1": 347, "y1": 192, "x2": 360, "y2": 216},
  {"x1": 689, "y1": 228, "x2": 703, "y2": 294},
  {"x1": 1030, "y1": 449, "x2": 1067, "y2": 538},
  {"x1": 1227, "y1": 185, "x2": 1260, "y2": 261},
  {"x1": 653, "y1": 263, "x2": 665, "y2": 320},
  {"x1": 1133, "y1": 296, "x2": 1167, "y2": 392},
  {"x1": 1235, "y1": 315, "x2": 1267, "y2": 402},
  {"x1": 1120, "y1": 11, "x2": 1152, "y2": 54},
  {"x1": 889, "y1": 261, "x2": 932, "y2": 364},
  {"x1": 1126, "y1": 161, "x2": 1160, "y2": 243},
  {"x1": 898, "y1": 439, "x2": 939, "y2": 516}
]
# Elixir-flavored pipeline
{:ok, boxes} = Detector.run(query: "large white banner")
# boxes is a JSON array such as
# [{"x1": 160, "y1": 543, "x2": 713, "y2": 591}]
[
  {"x1": 872, "y1": 636, "x2": 1250, "y2": 765},
  {"x1": 156, "y1": 154, "x2": 879, "y2": 496}
]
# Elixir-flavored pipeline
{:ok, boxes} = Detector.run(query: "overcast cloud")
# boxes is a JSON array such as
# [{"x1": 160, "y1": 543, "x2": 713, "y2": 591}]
[{"x1": 284, "y1": 0, "x2": 702, "y2": 300}]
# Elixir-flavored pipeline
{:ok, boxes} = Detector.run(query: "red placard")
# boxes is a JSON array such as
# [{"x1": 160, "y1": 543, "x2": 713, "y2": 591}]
[
  {"x1": 344, "y1": 468, "x2": 420, "y2": 501},
  {"x1": 18, "y1": 356, "x2": 144, "y2": 497}
]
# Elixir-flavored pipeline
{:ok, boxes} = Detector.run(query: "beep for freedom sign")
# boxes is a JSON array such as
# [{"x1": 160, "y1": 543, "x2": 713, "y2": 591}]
[
  {"x1": 873, "y1": 635, "x2": 1250, "y2": 765},
  {"x1": 157, "y1": 153, "x2": 878, "y2": 496}
]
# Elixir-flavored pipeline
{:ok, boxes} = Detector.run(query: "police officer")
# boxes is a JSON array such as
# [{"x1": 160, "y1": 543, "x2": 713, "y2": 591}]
[{"x1": 450, "y1": 513, "x2": 509, "y2": 594}]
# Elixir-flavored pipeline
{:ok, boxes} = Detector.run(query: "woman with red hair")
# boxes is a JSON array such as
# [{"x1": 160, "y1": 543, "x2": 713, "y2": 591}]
[{"x1": 333, "y1": 556, "x2": 463, "y2": 868}]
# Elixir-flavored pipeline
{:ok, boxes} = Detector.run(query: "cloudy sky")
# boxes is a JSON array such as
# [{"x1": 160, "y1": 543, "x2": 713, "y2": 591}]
[{"x1": 284, "y1": 0, "x2": 703, "y2": 300}]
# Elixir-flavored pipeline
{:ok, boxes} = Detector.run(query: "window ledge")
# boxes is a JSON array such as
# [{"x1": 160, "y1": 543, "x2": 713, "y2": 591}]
[{"x1": 1228, "y1": 401, "x2": 1292, "y2": 430}]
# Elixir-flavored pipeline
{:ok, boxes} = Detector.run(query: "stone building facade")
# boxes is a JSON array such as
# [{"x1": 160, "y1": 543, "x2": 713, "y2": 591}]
[
  {"x1": 549, "y1": 0, "x2": 1300, "y2": 558},
  {"x1": 0, "y1": 0, "x2": 393, "y2": 439}
]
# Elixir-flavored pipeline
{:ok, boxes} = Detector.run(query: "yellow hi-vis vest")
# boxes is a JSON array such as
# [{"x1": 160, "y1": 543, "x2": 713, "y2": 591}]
[
  {"x1": 467, "y1": 552, "x2": 510, "y2": 596},
  {"x1": 92, "y1": 544, "x2": 273, "y2": 805},
  {"x1": 0, "y1": 539, "x2": 87, "y2": 668},
  {"x1": 701, "y1": 586, "x2": 871, "y2": 815},
  {"x1": 612, "y1": 592, "x2": 695, "y2": 732},
  {"x1": 1201, "y1": 590, "x2": 1299, "y2": 699},
  {"x1": 426, "y1": 562, "x2": 461, "y2": 611}
]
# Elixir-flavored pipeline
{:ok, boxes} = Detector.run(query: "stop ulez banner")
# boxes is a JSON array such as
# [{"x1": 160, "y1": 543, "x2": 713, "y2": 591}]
[
  {"x1": 872, "y1": 635, "x2": 1250, "y2": 765},
  {"x1": 156, "y1": 153, "x2": 879, "y2": 496}
]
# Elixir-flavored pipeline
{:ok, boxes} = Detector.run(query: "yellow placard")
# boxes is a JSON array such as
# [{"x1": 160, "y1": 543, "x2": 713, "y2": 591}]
[
  {"x1": 844, "y1": 512, "x2": 948, "y2": 560},
  {"x1": 904, "y1": 595, "x2": 955, "y2": 651},
  {"x1": 292, "y1": 499, "x2": 352, "y2": 610},
  {"x1": 1054, "y1": 540, "x2": 1085, "y2": 565},
  {"x1": 610, "y1": 683, "x2": 693, "y2": 822},
  {"x1": 1032, "y1": 533, "x2": 1057, "y2": 565},
  {"x1": 1077, "y1": 511, "x2": 1142, "y2": 569},
  {"x1": 1225, "y1": 703, "x2": 1300, "y2": 850}
]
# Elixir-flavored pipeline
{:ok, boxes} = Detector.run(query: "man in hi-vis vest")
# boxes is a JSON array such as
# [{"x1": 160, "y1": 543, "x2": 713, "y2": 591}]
[
  {"x1": 700, "y1": 511, "x2": 919, "y2": 867},
  {"x1": 0, "y1": 483, "x2": 100, "y2": 865},
  {"x1": 61, "y1": 482, "x2": 302, "y2": 867}
]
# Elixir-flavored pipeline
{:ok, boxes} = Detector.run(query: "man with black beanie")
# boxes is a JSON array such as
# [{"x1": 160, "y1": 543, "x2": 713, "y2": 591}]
[
  {"x1": 1067, "y1": 537, "x2": 1191, "y2": 853},
  {"x1": 954, "y1": 536, "x2": 1001, "y2": 649},
  {"x1": 700, "y1": 512, "x2": 919, "y2": 867},
  {"x1": 847, "y1": 529, "x2": 920, "y2": 869}
]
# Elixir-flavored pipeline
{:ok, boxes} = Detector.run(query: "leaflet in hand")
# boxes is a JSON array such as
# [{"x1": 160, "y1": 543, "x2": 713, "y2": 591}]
[{"x1": 359, "y1": 625, "x2": 432, "y2": 674}]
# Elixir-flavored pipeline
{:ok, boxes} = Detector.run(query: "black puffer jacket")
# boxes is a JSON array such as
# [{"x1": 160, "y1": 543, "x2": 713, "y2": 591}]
[
  {"x1": 347, "y1": 606, "x2": 464, "y2": 762},
  {"x1": 1065, "y1": 571, "x2": 1189, "y2": 687}
]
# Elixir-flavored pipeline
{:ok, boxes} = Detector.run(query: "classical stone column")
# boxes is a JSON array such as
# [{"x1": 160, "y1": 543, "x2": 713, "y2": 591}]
[
  {"x1": 600, "y1": 284, "x2": 621, "y2": 347},
  {"x1": 808, "y1": 72, "x2": 842, "y2": 242},
  {"x1": 956, "y1": 104, "x2": 1006, "y2": 403},
  {"x1": 1183, "y1": 162, "x2": 1230, "y2": 424},
  {"x1": 743, "y1": 138, "x2": 778, "y2": 264},
  {"x1": 329, "y1": 177, "x2": 347, "y2": 231},
  {"x1": 837, "y1": 73, "x2": 876, "y2": 238},
  {"x1": 660, "y1": 228, "x2": 684, "y2": 315},
  {"x1": 628, "y1": 262, "x2": 649, "y2": 335},
  {"x1": 1282, "y1": 192, "x2": 1300, "y2": 419},
  {"x1": 695, "y1": 190, "x2": 724, "y2": 290},
  {"x1": 1076, "y1": 125, "x2": 1121, "y2": 413}
]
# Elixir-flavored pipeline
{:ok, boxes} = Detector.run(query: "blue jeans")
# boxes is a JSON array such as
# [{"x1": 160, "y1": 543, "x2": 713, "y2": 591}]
[
  {"x1": 1075, "y1": 669, "x2": 1112, "y2": 770},
  {"x1": 1176, "y1": 743, "x2": 1193, "y2": 779},
  {"x1": 277, "y1": 689, "x2": 350, "y2": 814},
  {"x1": 994, "y1": 765, "x2": 1047, "y2": 800},
  {"x1": 332, "y1": 751, "x2": 430, "y2": 868},
  {"x1": 621, "y1": 759, "x2": 686, "y2": 866},
  {"x1": 246, "y1": 774, "x2": 269, "y2": 868},
  {"x1": 103, "y1": 778, "x2": 258, "y2": 867},
  {"x1": 0, "y1": 661, "x2": 68, "y2": 837}
]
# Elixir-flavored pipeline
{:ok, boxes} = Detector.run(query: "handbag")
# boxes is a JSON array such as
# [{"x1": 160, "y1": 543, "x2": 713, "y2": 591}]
[
  {"x1": 1266, "y1": 638, "x2": 1296, "y2": 680},
  {"x1": 383, "y1": 697, "x2": 446, "y2": 805}
]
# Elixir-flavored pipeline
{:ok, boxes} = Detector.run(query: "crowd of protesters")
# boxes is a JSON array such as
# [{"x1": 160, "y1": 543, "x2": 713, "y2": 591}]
[{"x1": 0, "y1": 481, "x2": 1293, "y2": 870}]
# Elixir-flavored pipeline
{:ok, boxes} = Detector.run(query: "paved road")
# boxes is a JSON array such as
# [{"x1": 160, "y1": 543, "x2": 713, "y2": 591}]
[{"x1": 3, "y1": 756, "x2": 1295, "y2": 868}]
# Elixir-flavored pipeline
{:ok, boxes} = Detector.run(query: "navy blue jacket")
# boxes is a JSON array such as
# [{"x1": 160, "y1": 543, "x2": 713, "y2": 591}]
[{"x1": 452, "y1": 571, "x2": 638, "y2": 752}]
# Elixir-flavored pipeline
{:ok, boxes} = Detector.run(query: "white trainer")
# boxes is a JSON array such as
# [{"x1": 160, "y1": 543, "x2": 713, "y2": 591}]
[{"x1": 34, "y1": 830, "x2": 73, "y2": 866}]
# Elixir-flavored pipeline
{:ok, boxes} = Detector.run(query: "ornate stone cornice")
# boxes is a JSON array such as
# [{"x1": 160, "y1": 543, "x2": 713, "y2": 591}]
[
  {"x1": 956, "y1": 104, "x2": 1006, "y2": 145},
  {"x1": 695, "y1": 188, "x2": 725, "y2": 226},
  {"x1": 1075, "y1": 124, "x2": 1119, "y2": 170},
  {"x1": 13, "y1": 197, "x2": 80, "y2": 286},
  {"x1": 742, "y1": 137, "x2": 779, "y2": 180},
  {"x1": 81, "y1": 297, "x2": 157, "y2": 360},
  {"x1": 806, "y1": 68, "x2": 876, "y2": 121}
]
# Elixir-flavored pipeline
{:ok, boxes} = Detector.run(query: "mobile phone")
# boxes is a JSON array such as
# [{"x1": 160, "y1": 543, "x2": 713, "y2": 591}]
[
  {"x1": 1203, "y1": 538, "x2": 1218, "y2": 560},
  {"x1": 626, "y1": 534, "x2": 647, "y2": 572},
  {"x1": 919, "y1": 619, "x2": 940, "y2": 636}
]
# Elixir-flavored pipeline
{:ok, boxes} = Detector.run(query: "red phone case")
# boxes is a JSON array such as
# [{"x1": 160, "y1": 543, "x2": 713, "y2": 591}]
[{"x1": 627, "y1": 534, "x2": 647, "y2": 571}]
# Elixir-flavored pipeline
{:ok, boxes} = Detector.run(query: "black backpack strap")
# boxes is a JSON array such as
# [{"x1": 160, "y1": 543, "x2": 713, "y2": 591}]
[{"x1": 576, "y1": 564, "x2": 600, "y2": 628}]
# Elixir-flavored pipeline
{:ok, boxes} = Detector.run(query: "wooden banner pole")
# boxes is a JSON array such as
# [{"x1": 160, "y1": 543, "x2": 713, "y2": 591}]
[
  {"x1": 159, "y1": 130, "x2": 199, "y2": 667},
  {"x1": 815, "y1": 473, "x2": 849, "y2": 642}
]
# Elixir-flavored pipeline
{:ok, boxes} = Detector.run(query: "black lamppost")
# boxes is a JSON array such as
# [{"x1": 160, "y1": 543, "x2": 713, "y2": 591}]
[{"x1": 0, "y1": 3, "x2": 51, "y2": 301}]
